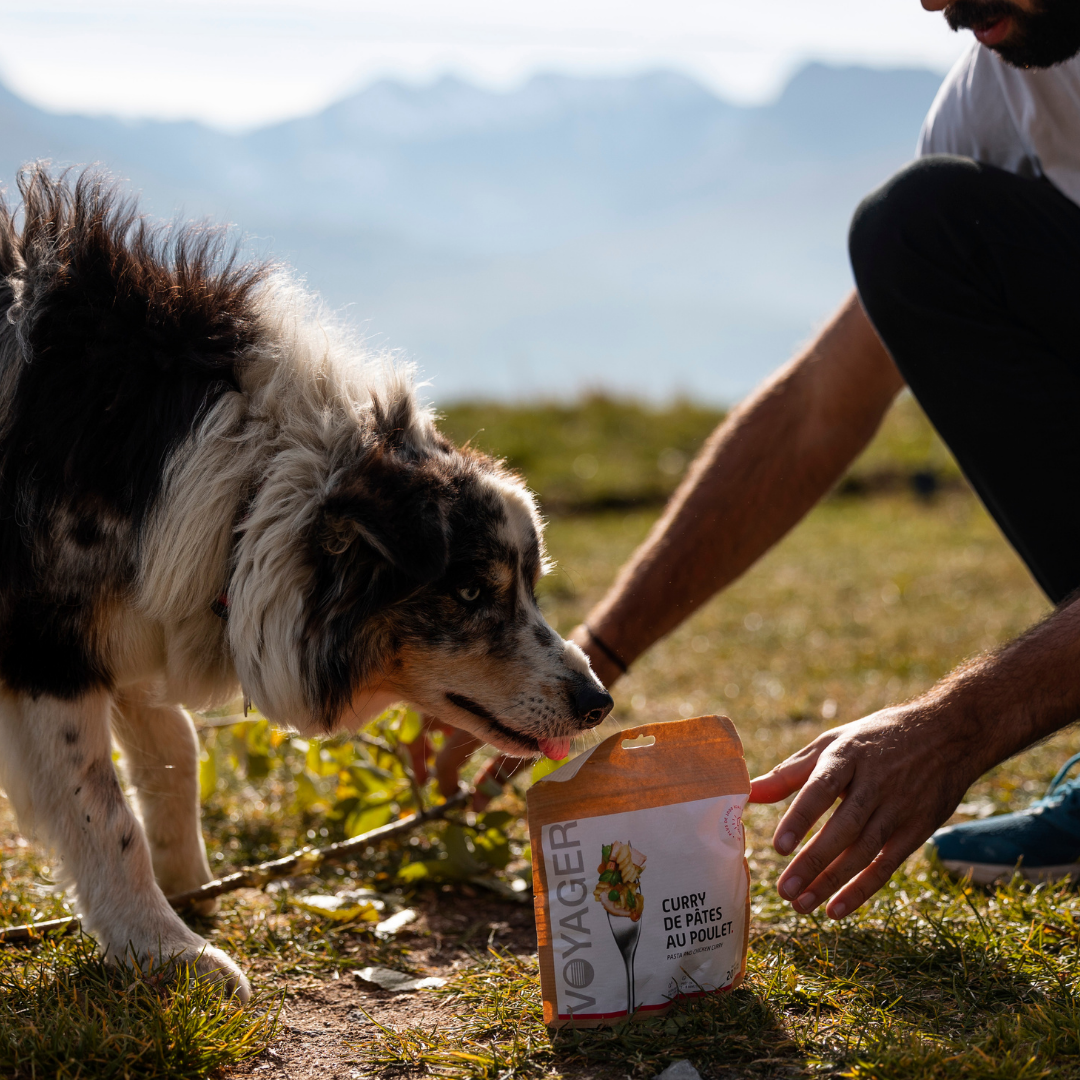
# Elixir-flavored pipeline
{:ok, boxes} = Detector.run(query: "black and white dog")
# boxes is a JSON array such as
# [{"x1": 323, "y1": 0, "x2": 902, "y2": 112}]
[{"x1": 0, "y1": 167, "x2": 612, "y2": 999}]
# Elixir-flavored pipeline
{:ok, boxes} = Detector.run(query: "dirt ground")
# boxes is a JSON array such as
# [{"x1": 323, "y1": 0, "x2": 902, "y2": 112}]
[{"x1": 226, "y1": 888, "x2": 540, "y2": 1080}]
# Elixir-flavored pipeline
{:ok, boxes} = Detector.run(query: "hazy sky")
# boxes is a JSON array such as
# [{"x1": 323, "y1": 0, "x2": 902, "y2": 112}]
[{"x1": 0, "y1": 1, "x2": 969, "y2": 131}]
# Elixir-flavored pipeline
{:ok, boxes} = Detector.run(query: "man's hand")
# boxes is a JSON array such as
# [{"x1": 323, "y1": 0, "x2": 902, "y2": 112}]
[
  {"x1": 749, "y1": 704, "x2": 985, "y2": 918},
  {"x1": 751, "y1": 595, "x2": 1080, "y2": 918}
]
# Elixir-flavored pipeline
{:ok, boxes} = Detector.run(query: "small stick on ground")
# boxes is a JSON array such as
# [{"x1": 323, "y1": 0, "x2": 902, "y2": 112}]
[
  {"x1": 167, "y1": 787, "x2": 468, "y2": 908},
  {"x1": 0, "y1": 917, "x2": 80, "y2": 945},
  {"x1": 0, "y1": 788, "x2": 469, "y2": 945}
]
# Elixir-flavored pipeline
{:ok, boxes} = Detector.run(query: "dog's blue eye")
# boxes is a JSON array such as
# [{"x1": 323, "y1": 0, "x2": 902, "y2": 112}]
[{"x1": 458, "y1": 585, "x2": 481, "y2": 603}]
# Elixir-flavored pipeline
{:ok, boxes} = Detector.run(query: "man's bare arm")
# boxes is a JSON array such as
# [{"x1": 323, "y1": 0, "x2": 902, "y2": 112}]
[
  {"x1": 572, "y1": 291, "x2": 904, "y2": 681},
  {"x1": 751, "y1": 596, "x2": 1080, "y2": 918}
]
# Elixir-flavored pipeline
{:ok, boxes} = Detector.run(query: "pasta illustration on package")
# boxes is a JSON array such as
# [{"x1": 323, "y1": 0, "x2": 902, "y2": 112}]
[{"x1": 528, "y1": 715, "x2": 751, "y2": 1028}]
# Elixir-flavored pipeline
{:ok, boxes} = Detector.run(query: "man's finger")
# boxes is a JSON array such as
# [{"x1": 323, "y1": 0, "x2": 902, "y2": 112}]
[
  {"x1": 776, "y1": 778, "x2": 884, "y2": 898},
  {"x1": 748, "y1": 734, "x2": 835, "y2": 804},
  {"x1": 781, "y1": 805, "x2": 893, "y2": 913},
  {"x1": 824, "y1": 831, "x2": 926, "y2": 919},
  {"x1": 435, "y1": 729, "x2": 482, "y2": 796},
  {"x1": 770, "y1": 752, "x2": 855, "y2": 855}
]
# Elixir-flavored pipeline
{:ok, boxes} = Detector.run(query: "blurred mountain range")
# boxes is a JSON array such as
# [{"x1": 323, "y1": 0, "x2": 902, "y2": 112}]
[{"x1": 0, "y1": 63, "x2": 942, "y2": 402}]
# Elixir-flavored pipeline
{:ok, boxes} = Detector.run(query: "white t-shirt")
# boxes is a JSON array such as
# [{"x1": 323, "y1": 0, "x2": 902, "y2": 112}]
[{"x1": 918, "y1": 41, "x2": 1080, "y2": 206}]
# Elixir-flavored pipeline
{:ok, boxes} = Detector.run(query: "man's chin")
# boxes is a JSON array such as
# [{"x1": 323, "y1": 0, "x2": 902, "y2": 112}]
[
  {"x1": 993, "y1": 35, "x2": 1080, "y2": 69},
  {"x1": 946, "y1": 0, "x2": 1080, "y2": 68}
]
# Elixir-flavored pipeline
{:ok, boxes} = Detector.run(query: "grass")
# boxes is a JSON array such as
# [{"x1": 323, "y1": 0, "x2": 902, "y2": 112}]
[
  {"x1": 349, "y1": 466, "x2": 1079, "y2": 1079},
  {"x1": 438, "y1": 395, "x2": 727, "y2": 513},
  {"x1": 2, "y1": 394, "x2": 1078, "y2": 1078},
  {"x1": 438, "y1": 391, "x2": 961, "y2": 513},
  {"x1": 0, "y1": 932, "x2": 281, "y2": 1079},
  {"x1": 355, "y1": 873, "x2": 1080, "y2": 1079},
  {"x1": 0, "y1": 834, "x2": 284, "y2": 1079}
]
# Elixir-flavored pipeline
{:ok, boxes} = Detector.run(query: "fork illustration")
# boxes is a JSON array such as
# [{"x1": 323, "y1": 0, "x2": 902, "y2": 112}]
[{"x1": 606, "y1": 911, "x2": 642, "y2": 1015}]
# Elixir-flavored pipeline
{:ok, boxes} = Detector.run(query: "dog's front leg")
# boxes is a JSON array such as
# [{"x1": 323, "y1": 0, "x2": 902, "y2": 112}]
[
  {"x1": 0, "y1": 687, "x2": 249, "y2": 1000},
  {"x1": 112, "y1": 686, "x2": 216, "y2": 914}
]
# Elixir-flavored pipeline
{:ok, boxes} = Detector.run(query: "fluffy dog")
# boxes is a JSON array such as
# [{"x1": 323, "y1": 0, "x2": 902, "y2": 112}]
[{"x1": 0, "y1": 167, "x2": 613, "y2": 999}]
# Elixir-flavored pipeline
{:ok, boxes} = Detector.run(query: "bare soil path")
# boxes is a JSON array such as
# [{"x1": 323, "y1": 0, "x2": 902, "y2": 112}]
[{"x1": 227, "y1": 889, "x2": 539, "y2": 1080}]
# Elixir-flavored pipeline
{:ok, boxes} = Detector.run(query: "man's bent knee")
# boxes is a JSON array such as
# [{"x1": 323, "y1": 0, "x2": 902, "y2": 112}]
[{"x1": 848, "y1": 155, "x2": 985, "y2": 299}]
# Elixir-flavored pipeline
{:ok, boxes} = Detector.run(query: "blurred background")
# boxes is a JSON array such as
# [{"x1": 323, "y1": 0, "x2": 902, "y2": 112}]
[{"x1": 0, "y1": 0, "x2": 966, "y2": 403}]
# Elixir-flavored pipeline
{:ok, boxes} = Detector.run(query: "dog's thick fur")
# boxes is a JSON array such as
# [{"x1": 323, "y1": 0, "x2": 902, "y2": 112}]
[{"x1": 0, "y1": 167, "x2": 612, "y2": 998}]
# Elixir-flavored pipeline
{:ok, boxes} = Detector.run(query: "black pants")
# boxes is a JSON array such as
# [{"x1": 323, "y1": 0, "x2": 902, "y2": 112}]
[{"x1": 849, "y1": 155, "x2": 1080, "y2": 605}]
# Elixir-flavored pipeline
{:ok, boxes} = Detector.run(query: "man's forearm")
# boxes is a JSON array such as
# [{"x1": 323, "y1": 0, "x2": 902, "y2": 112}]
[
  {"x1": 921, "y1": 594, "x2": 1080, "y2": 774},
  {"x1": 576, "y1": 292, "x2": 904, "y2": 677}
]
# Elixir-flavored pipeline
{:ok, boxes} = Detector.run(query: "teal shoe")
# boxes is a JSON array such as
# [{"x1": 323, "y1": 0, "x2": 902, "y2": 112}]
[{"x1": 927, "y1": 752, "x2": 1080, "y2": 885}]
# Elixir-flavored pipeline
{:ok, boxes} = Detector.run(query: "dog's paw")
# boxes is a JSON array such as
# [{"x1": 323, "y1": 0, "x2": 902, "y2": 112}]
[
  {"x1": 178, "y1": 941, "x2": 252, "y2": 1002},
  {"x1": 106, "y1": 928, "x2": 251, "y2": 1003}
]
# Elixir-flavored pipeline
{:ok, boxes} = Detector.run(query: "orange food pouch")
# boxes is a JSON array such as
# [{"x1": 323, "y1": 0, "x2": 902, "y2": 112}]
[{"x1": 528, "y1": 715, "x2": 751, "y2": 1028}]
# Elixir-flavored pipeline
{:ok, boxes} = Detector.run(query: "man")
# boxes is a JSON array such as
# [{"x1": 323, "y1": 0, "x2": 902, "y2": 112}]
[
  {"x1": 429, "y1": 0, "x2": 1080, "y2": 912},
  {"x1": 562, "y1": 0, "x2": 1080, "y2": 920}
]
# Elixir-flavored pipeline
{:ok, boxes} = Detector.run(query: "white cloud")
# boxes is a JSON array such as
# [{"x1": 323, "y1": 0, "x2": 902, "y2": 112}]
[{"x1": 0, "y1": 0, "x2": 968, "y2": 130}]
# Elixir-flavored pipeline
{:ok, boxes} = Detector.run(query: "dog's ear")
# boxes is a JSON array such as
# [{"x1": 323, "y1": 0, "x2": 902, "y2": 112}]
[{"x1": 317, "y1": 447, "x2": 451, "y2": 586}]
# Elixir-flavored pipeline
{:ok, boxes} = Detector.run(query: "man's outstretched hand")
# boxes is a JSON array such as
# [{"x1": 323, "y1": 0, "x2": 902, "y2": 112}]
[
  {"x1": 751, "y1": 594, "x2": 1080, "y2": 918},
  {"x1": 749, "y1": 703, "x2": 990, "y2": 920}
]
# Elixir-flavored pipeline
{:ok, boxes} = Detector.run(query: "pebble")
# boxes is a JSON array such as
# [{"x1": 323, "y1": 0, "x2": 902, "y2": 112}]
[
  {"x1": 354, "y1": 965, "x2": 446, "y2": 992},
  {"x1": 653, "y1": 1061, "x2": 702, "y2": 1080}
]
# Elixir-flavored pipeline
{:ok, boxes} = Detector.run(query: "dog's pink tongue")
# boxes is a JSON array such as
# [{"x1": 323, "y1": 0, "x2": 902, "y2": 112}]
[{"x1": 539, "y1": 736, "x2": 572, "y2": 761}]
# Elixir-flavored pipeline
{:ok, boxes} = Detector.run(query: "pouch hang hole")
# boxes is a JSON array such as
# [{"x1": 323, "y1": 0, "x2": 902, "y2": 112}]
[{"x1": 621, "y1": 735, "x2": 656, "y2": 750}]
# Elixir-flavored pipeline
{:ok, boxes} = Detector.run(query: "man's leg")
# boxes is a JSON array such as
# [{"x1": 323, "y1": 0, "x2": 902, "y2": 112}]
[
  {"x1": 851, "y1": 155, "x2": 1080, "y2": 883},
  {"x1": 850, "y1": 154, "x2": 1080, "y2": 604}
]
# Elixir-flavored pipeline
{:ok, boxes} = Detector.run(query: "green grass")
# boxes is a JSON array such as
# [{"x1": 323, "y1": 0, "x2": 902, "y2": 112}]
[
  {"x1": 347, "y1": 471, "x2": 1078, "y2": 1079},
  {"x1": 2, "y1": 393, "x2": 1077, "y2": 1078},
  {"x1": 438, "y1": 395, "x2": 727, "y2": 513},
  {"x1": 356, "y1": 871, "x2": 1080, "y2": 1079},
  {"x1": 0, "y1": 932, "x2": 281, "y2": 1079},
  {"x1": 0, "y1": 835, "x2": 283, "y2": 1078},
  {"x1": 438, "y1": 391, "x2": 960, "y2": 513}
]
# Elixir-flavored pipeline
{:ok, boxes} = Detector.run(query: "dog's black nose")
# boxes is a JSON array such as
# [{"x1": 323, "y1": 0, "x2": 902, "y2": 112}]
[{"x1": 573, "y1": 683, "x2": 614, "y2": 728}]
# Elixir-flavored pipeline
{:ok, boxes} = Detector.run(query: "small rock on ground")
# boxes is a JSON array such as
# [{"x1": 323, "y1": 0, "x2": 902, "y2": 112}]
[
  {"x1": 354, "y1": 966, "x2": 446, "y2": 992},
  {"x1": 654, "y1": 1061, "x2": 702, "y2": 1080}
]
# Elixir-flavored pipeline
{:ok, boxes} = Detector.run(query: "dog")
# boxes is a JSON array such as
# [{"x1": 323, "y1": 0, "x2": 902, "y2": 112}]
[{"x1": 0, "y1": 166, "x2": 613, "y2": 1000}]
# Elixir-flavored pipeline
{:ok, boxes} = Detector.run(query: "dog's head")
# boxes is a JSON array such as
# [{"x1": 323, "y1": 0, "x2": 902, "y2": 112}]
[{"x1": 228, "y1": 391, "x2": 612, "y2": 757}]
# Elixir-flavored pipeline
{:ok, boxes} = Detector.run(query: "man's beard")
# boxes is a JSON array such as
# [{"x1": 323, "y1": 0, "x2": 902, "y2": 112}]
[{"x1": 945, "y1": 0, "x2": 1080, "y2": 67}]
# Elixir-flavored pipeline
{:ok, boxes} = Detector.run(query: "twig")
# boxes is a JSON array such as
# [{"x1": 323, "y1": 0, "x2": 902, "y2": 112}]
[
  {"x1": 168, "y1": 787, "x2": 467, "y2": 908},
  {"x1": 0, "y1": 916, "x2": 80, "y2": 945},
  {"x1": 0, "y1": 788, "x2": 468, "y2": 945},
  {"x1": 194, "y1": 713, "x2": 253, "y2": 730}
]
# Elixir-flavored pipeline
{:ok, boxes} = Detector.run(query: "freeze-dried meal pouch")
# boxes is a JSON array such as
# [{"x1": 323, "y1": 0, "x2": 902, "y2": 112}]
[{"x1": 528, "y1": 715, "x2": 751, "y2": 1028}]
